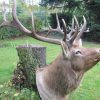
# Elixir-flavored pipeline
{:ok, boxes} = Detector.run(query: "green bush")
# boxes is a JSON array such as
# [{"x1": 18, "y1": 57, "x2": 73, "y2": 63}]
[
  {"x1": 0, "y1": 82, "x2": 40, "y2": 100},
  {"x1": 0, "y1": 14, "x2": 43, "y2": 40},
  {"x1": 83, "y1": 22, "x2": 100, "y2": 42}
]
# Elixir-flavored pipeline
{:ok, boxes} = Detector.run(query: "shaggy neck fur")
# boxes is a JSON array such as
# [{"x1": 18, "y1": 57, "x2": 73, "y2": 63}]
[{"x1": 44, "y1": 54, "x2": 84, "y2": 96}]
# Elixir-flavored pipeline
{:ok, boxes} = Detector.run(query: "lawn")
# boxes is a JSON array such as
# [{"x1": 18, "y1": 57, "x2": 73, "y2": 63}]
[{"x1": 0, "y1": 36, "x2": 100, "y2": 100}]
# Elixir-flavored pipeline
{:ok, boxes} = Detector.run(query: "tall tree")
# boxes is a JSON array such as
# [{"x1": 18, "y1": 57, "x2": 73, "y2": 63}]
[
  {"x1": 84, "y1": 0, "x2": 100, "y2": 41},
  {"x1": 84, "y1": 0, "x2": 100, "y2": 26},
  {"x1": 40, "y1": 0, "x2": 82, "y2": 11}
]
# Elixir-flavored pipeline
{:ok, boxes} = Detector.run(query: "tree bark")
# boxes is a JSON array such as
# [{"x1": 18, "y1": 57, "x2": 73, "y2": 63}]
[{"x1": 12, "y1": 44, "x2": 46, "y2": 92}]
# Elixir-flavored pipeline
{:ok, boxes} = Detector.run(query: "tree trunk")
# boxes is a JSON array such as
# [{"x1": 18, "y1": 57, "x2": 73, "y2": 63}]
[{"x1": 12, "y1": 44, "x2": 46, "y2": 92}]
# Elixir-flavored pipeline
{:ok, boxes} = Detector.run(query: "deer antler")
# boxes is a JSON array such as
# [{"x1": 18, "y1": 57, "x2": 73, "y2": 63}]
[
  {"x1": 47, "y1": 14, "x2": 64, "y2": 35},
  {"x1": 73, "y1": 16, "x2": 87, "y2": 46},
  {"x1": 0, "y1": 1, "x2": 13, "y2": 28},
  {"x1": 0, "y1": 0, "x2": 86, "y2": 49},
  {"x1": 59, "y1": 15, "x2": 87, "y2": 58},
  {"x1": 0, "y1": 0, "x2": 63, "y2": 45},
  {"x1": 70, "y1": 16, "x2": 79, "y2": 43},
  {"x1": 12, "y1": 0, "x2": 31, "y2": 34},
  {"x1": 60, "y1": 40, "x2": 71, "y2": 59},
  {"x1": 0, "y1": 0, "x2": 32, "y2": 34},
  {"x1": 68, "y1": 17, "x2": 75, "y2": 39},
  {"x1": 31, "y1": 13, "x2": 63, "y2": 44},
  {"x1": 62, "y1": 19, "x2": 67, "y2": 42}
]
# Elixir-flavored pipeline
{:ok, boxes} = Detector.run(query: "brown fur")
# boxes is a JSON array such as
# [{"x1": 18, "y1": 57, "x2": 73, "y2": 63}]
[
  {"x1": 44, "y1": 54, "x2": 78, "y2": 96},
  {"x1": 36, "y1": 47, "x2": 100, "y2": 98}
]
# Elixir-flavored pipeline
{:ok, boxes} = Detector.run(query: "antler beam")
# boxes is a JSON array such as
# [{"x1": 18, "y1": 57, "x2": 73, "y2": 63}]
[{"x1": 0, "y1": 0, "x2": 86, "y2": 47}]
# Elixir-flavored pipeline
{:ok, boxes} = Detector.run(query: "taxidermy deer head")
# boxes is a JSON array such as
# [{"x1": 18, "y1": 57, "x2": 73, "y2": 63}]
[
  {"x1": 0, "y1": 0, "x2": 100, "y2": 100},
  {"x1": 36, "y1": 15, "x2": 100, "y2": 100}
]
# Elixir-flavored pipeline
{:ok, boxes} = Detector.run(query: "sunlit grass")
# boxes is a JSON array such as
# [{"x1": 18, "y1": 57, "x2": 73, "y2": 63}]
[{"x1": 0, "y1": 36, "x2": 61, "y2": 83}]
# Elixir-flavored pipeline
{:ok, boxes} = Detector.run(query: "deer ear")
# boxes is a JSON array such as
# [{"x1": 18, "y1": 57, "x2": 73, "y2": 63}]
[
  {"x1": 73, "y1": 39, "x2": 82, "y2": 47},
  {"x1": 60, "y1": 41, "x2": 71, "y2": 59}
]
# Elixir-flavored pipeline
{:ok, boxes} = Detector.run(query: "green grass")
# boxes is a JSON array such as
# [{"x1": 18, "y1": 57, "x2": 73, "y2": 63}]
[
  {"x1": 0, "y1": 36, "x2": 100, "y2": 100},
  {"x1": 0, "y1": 36, "x2": 61, "y2": 84}
]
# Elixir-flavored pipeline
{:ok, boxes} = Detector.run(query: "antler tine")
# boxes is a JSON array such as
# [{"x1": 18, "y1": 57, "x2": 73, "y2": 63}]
[
  {"x1": 31, "y1": 13, "x2": 61, "y2": 45},
  {"x1": 2, "y1": 1, "x2": 7, "y2": 21},
  {"x1": 47, "y1": 14, "x2": 64, "y2": 36},
  {"x1": 12, "y1": 0, "x2": 31, "y2": 34},
  {"x1": 62, "y1": 19, "x2": 67, "y2": 42},
  {"x1": 74, "y1": 15, "x2": 79, "y2": 30},
  {"x1": 72, "y1": 17, "x2": 75, "y2": 29},
  {"x1": 68, "y1": 17, "x2": 75, "y2": 38},
  {"x1": 0, "y1": 1, "x2": 12, "y2": 28},
  {"x1": 0, "y1": 0, "x2": 32, "y2": 34},
  {"x1": 70, "y1": 16, "x2": 80, "y2": 43},
  {"x1": 56, "y1": 13, "x2": 60, "y2": 29},
  {"x1": 74, "y1": 16, "x2": 86, "y2": 42},
  {"x1": 60, "y1": 41, "x2": 70, "y2": 59}
]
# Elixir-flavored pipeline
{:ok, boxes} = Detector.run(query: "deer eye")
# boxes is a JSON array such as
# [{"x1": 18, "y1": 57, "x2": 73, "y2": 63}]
[{"x1": 75, "y1": 50, "x2": 82, "y2": 54}]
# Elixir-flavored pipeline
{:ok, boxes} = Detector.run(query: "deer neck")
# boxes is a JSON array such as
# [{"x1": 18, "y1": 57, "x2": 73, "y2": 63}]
[{"x1": 44, "y1": 54, "x2": 84, "y2": 95}]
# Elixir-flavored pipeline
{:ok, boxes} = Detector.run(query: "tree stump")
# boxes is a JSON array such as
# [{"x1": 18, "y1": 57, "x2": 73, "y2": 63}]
[{"x1": 12, "y1": 44, "x2": 46, "y2": 92}]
